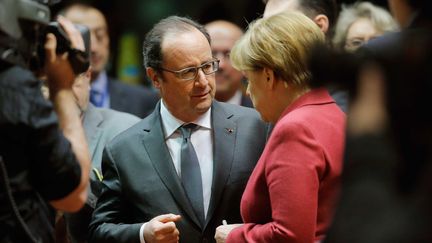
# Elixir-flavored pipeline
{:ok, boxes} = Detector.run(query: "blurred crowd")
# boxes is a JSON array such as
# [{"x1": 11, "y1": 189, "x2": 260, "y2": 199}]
[{"x1": 1, "y1": 0, "x2": 431, "y2": 243}]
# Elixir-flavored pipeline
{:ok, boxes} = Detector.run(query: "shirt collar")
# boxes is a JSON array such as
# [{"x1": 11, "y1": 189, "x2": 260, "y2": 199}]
[
  {"x1": 160, "y1": 100, "x2": 212, "y2": 139},
  {"x1": 91, "y1": 71, "x2": 108, "y2": 94}
]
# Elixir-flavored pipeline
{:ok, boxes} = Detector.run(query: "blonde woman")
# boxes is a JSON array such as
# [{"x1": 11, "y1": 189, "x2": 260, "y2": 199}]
[
  {"x1": 215, "y1": 12, "x2": 346, "y2": 243},
  {"x1": 333, "y1": 1, "x2": 398, "y2": 51}
]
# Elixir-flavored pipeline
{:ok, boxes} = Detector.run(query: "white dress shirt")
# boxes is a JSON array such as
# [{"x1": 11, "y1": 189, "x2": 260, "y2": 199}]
[{"x1": 140, "y1": 101, "x2": 214, "y2": 243}]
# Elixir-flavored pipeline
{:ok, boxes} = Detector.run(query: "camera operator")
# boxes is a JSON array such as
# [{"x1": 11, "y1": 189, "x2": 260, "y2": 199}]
[{"x1": 0, "y1": 0, "x2": 91, "y2": 242}]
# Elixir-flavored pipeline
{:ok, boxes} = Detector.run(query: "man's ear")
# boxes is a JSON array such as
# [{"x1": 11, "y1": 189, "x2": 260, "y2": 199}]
[
  {"x1": 313, "y1": 14, "x2": 329, "y2": 34},
  {"x1": 146, "y1": 67, "x2": 161, "y2": 89}
]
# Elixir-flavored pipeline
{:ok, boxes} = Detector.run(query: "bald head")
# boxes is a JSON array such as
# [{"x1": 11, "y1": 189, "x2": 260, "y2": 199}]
[
  {"x1": 205, "y1": 20, "x2": 243, "y2": 43},
  {"x1": 62, "y1": 4, "x2": 110, "y2": 81},
  {"x1": 205, "y1": 20, "x2": 244, "y2": 103}
]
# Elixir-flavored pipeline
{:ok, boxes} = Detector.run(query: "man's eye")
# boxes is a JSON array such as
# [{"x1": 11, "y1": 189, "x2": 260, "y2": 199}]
[
  {"x1": 184, "y1": 68, "x2": 195, "y2": 74},
  {"x1": 203, "y1": 64, "x2": 212, "y2": 70}
]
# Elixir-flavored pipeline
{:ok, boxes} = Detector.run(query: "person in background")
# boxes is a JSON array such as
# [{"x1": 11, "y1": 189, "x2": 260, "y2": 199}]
[
  {"x1": 215, "y1": 12, "x2": 346, "y2": 243},
  {"x1": 0, "y1": 0, "x2": 91, "y2": 241},
  {"x1": 58, "y1": 66, "x2": 140, "y2": 243},
  {"x1": 263, "y1": 0, "x2": 338, "y2": 42},
  {"x1": 262, "y1": 0, "x2": 348, "y2": 113},
  {"x1": 323, "y1": 0, "x2": 432, "y2": 242},
  {"x1": 88, "y1": 16, "x2": 268, "y2": 243},
  {"x1": 333, "y1": 1, "x2": 398, "y2": 52},
  {"x1": 61, "y1": 3, "x2": 159, "y2": 118},
  {"x1": 205, "y1": 20, "x2": 253, "y2": 107}
]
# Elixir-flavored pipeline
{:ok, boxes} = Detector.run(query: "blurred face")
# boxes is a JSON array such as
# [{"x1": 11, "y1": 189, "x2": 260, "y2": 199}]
[
  {"x1": 72, "y1": 69, "x2": 91, "y2": 114},
  {"x1": 345, "y1": 18, "x2": 382, "y2": 52},
  {"x1": 244, "y1": 69, "x2": 271, "y2": 121},
  {"x1": 64, "y1": 7, "x2": 110, "y2": 80},
  {"x1": 206, "y1": 22, "x2": 244, "y2": 102},
  {"x1": 154, "y1": 29, "x2": 216, "y2": 122},
  {"x1": 264, "y1": 0, "x2": 300, "y2": 18}
]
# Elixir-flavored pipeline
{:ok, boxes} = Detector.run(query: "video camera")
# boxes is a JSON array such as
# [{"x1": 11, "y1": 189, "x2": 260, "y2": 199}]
[
  {"x1": 39, "y1": 22, "x2": 91, "y2": 74},
  {"x1": 0, "y1": 0, "x2": 90, "y2": 74}
]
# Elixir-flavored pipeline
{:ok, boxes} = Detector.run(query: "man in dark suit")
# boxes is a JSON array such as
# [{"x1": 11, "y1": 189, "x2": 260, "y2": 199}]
[
  {"x1": 89, "y1": 16, "x2": 268, "y2": 243},
  {"x1": 55, "y1": 67, "x2": 140, "y2": 243},
  {"x1": 205, "y1": 20, "x2": 253, "y2": 108},
  {"x1": 62, "y1": 3, "x2": 159, "y2": 118}
]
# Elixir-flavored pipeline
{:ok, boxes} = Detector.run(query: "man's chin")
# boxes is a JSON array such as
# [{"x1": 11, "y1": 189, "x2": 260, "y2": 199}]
[
  {"x1": 90, "y1": 70, "x2": 103, "y2": 81},
  {"x1": 195, "y1": 97, "x2": 212, "y2": 111}
]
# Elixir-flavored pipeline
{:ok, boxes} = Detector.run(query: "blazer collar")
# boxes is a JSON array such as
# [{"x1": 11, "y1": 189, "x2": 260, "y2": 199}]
[
  {"x1": 82, "y1": 103, "x2": 104, "y2": 161},
  {"x1": 205, "y1": 101, "x2": 237, "y2": 227},
  {"x1": 278, "y1": 88, "x2": 335, "y2": 122}
]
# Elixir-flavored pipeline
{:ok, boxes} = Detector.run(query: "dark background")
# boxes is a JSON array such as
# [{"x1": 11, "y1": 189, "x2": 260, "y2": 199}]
[{"x1": 52, "y1": 0, "x2": 390, "y2": 83}]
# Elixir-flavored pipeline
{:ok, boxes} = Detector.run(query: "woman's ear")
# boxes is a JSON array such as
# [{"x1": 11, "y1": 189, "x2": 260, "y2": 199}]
[
  {"x1": 263, "y1": 67, "x2": 277, "y2": 90},
  {"x1": 146, "y1": 67, "x2": 161, "y2": 89},
  {"x1": 313, "y1": 14, "x2": 329, "y2": 34}
]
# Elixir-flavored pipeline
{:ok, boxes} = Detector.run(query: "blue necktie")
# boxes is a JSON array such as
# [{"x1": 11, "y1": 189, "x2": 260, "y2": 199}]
[
  {"x1": 90, "y1": 89, "x2": 103, "y2": 107},
  {"x1": 179, "y1": 123, "x2": 205, "y2": 225}
]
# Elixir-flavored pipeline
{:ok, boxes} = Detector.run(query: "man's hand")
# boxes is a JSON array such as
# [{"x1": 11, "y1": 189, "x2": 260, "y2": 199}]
[
  {"x1": 45, "y1": 16, "x2": 91, "y2": 213},
  {"x1": 44, "y1": 16, "x2": 85, "y2": 97},
  {"x1": 214, "y1": 224, "x2": 243, "y2": 243},
  {"x1": 144, "y1": 214, "x2": 181, "y2": 243}
]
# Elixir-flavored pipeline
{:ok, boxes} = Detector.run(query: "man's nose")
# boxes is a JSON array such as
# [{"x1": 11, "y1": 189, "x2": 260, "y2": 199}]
[
  {"x1": 214, "y1": 52, "x2": 229, "y2": 69},
  {"x1": 195, "y1": 69, "x2": 209, "y2": 86},
  {"x1": 219, "y1": 58, "x2": 227, "y2": 70}
]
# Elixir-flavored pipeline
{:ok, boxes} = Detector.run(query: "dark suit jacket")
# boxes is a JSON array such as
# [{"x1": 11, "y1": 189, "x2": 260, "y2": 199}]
[
  {"x1": 240, "y1": 94, "x2": 253, "y2": 108},
  {"x1": 108, "y1": 77, "x2": 159, "y2": 118},
  {"x1": 89, "y1": 101, "x2": 268, "y2": 243}
]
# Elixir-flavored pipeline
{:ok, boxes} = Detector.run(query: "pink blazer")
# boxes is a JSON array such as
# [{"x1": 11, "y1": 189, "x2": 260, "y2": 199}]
[{"x1": 227, "y1": 88, "x2": 346, "y2": 243}]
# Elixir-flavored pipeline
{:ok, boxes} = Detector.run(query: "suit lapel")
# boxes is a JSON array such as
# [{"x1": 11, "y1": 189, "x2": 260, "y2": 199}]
[
  {"x1": 205, "y1": 102, "x2": 236, "y2": 227},
  {"x1": 141, "y1": 103, "x2": 202, "y2": 228},
  {"x1": 82, "y1": 104, "x2": 104, "y2": 165}
]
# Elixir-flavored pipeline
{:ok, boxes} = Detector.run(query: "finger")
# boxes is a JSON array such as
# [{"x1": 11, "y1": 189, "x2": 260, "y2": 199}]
[
  {"x1": 44, "y1": 33, "x2": 57, "y2": 64},
  {"x1": 164, "y1": 235, "x2": 179, "y2": 243},
  {"x1": 57, "y1": 15, "x2": 85, "y2": 51},
  {"x1": 157, "y1": 231, "x2": 179, "y2": 243},
  {"x1": 155, "y1": 221, "x2": 177, "y2": 234},
  {"x1": 158, "y1": 214, "x2": 181, "y2": 223}
]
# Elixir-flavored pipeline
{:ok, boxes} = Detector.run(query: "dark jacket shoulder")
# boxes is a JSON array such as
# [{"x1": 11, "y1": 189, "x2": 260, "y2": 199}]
[{"x1": 108, "y1": 78, "x2": 159, "y2": 118}]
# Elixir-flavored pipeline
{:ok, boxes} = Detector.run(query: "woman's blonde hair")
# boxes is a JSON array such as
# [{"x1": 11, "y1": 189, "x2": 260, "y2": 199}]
[
  {"x1": 230, "y1": 11, "x2": 325, "y2": 87},
  {"x1": 333, "y1": 1, "x2": 398, "y2": 49}
]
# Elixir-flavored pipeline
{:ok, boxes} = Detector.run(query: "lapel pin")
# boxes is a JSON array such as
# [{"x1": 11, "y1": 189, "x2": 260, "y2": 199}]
[{"x1": 225, "y1": 128, "x2": 234, "y2": 134}]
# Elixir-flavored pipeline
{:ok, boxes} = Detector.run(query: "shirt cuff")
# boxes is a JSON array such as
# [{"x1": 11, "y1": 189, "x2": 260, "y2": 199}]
[{"x1": 139, "y1": 222, "x2": 148, "y2": 243}]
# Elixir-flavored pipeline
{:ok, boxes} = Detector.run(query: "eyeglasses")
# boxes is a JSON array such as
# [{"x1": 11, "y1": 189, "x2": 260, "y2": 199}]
[{"x1": 159, "y1": 59, "x2": 220, "y2": 81}]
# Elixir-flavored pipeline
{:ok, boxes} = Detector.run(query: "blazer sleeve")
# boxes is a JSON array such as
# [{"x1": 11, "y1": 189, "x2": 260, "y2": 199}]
[
  {"x1": 88, "y1": 146, "x2": 143, "y2": 243},
  {"x1": 227, "y1": 122, "x2": 325, "y2": 243}
]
